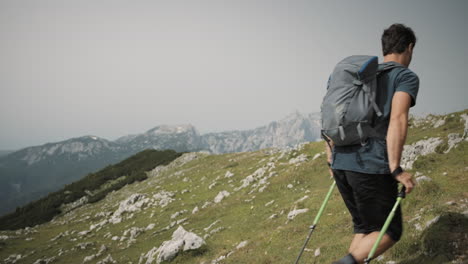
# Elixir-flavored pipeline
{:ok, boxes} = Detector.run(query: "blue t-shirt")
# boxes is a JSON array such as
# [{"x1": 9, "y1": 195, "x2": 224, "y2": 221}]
[{"x1": 330, "y1": 61, "x2": 419, "y2": 174}]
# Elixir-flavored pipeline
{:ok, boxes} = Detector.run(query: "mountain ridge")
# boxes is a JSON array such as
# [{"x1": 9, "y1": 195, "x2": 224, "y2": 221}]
[{"x1": 0, "y1": 111, "x2": 321, "y2": 217}]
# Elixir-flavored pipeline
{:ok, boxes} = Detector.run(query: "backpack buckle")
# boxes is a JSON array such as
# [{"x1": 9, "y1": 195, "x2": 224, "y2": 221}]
[{"x1": 353, "y1": 80, "x2": 363, "y2": 86}]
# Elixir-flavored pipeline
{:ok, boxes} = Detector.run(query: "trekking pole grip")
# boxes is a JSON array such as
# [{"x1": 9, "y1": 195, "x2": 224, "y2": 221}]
[{"x1": 398, "y1": 185, "x2": 406, "y2": 198}]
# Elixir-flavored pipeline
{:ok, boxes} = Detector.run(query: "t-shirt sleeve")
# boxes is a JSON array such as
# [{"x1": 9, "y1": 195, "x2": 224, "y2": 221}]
[{"x1": 395, "y1": 69, "x2": 419, "y2": 107}]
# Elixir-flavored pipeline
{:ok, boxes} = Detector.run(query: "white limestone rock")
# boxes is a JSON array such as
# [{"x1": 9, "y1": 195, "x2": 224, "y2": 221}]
[
  {"x1": 445, "y1": 133, "x2": 463, "y2": 153},
  {"x1": 236, "y1": 175, "x2": 255, "y2": 190},
  {"x1": 236, "y1": 241, "x2": 248, "y2": 250},
  {"x1": 146, "y1": 223, "x2": 156, "y2": 231},
  {"x1": 152, "y1": 190, "x2": 176, "y2": 208},
  {"x1": 141, "y1": 226, "x2": 205, "y2": 264},
  {"x1": 414, "y1": 223, "x2": 422, "y2": 231},
  {"x1": 76, "y1": 242, "x2": 94, "y2": 250},
  {"x1": 287, "y1": 208, "x2": 309, "y2": 220},
  {"x1": 225, "y1": 171, "x2": 234, "y2": 178},
  {"x1": 120, "y1": 226, "x2": 145, "y2": 244},
  {"x1": 234, "y1": 163, "x2": 277, "y2": 191},
  {"x1": 90, "y1": 219, "x2": 108, "y2": 231},
  {"x1": 95, "y1": 211, "x2": 113, "y2": 218},
  {"x1": 33, "y1": 257, "x2": 56, "y2": 264},
  {"x1": 401, "y1": 137, "x2": 444, "y2": 169},
  {"x1": 83, "y1": 245, "x2": 108, "y2": 263},
  {"x1": 201, "y1": 201, "x2": 212, "y2": 209},
  {"x1": 174, "y1": 226, "x2": 205, "y2": 250},
  {"x1": 415, "y1": 175, "x2": 432, "y2": 183},
  {"x1": 433, "y1": 118, "x2": 445, "y2": 128},
  {"x1": 96, "y1": 254, "x2": 116, "y2": 264},
  {"x1": 425, "y1": 216, "x2": 440, "y2": 228},
  {"x1": 314, "y1": 247, "x2": 321, "y2": 257},
  {"x1": 295, "y1": 195, "x2": 309, "y2": 204},
  {"x1": 109, "y1": 193, "x2": 150, "y2": 224},
  {"x1": 78, "y1": 230, "x2": 91, "y2": 237},
  {"x1": 312, "y1": 153, "x2": 321, "y2": 160},
  {"x1": 461, "y1": 114, "x2": 468, "y2": 140},
  {"x1": 289, "y1": 154, "x2": 308, "y2": 165},
  {"x1": 50, "y1": 230, "x2": 69, "y2": 242},
  {"x1": 171, "y1": 210, "x2": 188, "y2": 219},
  {"x1": 214, "y1": 191, "x2": 230, "y2": 203},
  {"x1": 204, "y1": 220, "x2": 221, "y2": 232},
  {"x1": 83, "y1": 255, "x2": 96, "y2": 263},
  {"x1": 60, "y1": 196, "x2": 89, "y2": 214},
  {"x1": 4, "y1": 254, "x2": 22, "y2": 264}
]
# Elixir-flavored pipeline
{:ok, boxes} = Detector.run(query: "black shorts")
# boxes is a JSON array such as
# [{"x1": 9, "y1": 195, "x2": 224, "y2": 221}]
[{"x1": 332, "y1": 169, "x2": 403, "y2": 242}]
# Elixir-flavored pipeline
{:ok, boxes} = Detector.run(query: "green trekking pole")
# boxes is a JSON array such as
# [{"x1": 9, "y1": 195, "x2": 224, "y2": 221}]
[
  {"x1": 364, "y1": 185, "x2": 406, "y2": 264},
  {"x1": 294, "y1": 180, "x2": 336, "y2": 264}
]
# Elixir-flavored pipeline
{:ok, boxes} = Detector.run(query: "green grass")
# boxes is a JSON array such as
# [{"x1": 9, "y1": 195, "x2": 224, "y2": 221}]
[{"x1": 0, "y1": 110, "x2": 467, "y2": 264}]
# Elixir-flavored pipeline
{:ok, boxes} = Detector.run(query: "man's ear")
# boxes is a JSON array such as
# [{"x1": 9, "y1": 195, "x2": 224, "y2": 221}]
[{"x1": 408, "y1": 43, "x2": 414, "y2": 53}]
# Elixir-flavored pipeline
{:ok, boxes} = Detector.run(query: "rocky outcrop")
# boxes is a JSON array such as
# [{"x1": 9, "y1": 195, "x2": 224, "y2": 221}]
[
  {"x1": 289, "y1": 154, "x2": 308, "y2": 165},
  {"x1": 461, "y1": 114, "x2": 468, "y2": 139},
  {"x1": 109, "y1": 193, "x2": 150, "y2": 224},
  {"x1": 445, "y1": 133, "x2": 463, "y2": 153},
  {"x1": 83, "y1": 245, "x2": 108, "y2": 263},
  {"x1": 96, "y1": 254, "x2": 117, "y2": 264},
  {"x1": 401, "y1": 137, "x2": 444, "y2": 169},
  {"x1": 234, "y1": 161, "x2": 277, "y2": 192},
  {"x1": 60, "y1": 196, "x2": 89, "y2": 214},
  {"x1": 151, "y1": 191, "x2": 175, "y2": 208},
  {"x1": 139, "y1": 226, "x2": 205, "y2": 264}
]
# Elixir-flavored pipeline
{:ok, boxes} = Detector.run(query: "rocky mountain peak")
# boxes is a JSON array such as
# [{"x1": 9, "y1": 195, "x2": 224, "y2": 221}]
[{"x1": 146, "y1": 124, "x2": 198, "y2": 136}]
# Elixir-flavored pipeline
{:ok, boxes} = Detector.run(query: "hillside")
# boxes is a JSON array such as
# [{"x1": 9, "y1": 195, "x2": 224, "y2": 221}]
[
  {"x1": 0, "y1": 109, "x2": 466, "y2": 264},
  {"x1": 0, "y1": 136, "x2": 135, "y2": 217},
  {"x1": 0, "y1": 149, "x2": 183, "y2": 231},
  {"x1": 0, "y1": 112, "x2": 320, "y2": 217}
]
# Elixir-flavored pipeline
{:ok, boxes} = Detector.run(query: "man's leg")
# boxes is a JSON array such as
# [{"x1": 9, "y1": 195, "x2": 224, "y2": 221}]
[
  {"x1": 345, "y1": 171, "x2": 402, "y2": 263},
  {"x1": 331, "y1": 169, "x2": 366, "y2": 264},
  {"x1": 348, "y1": 234, "x2": 365, "y2": 253},
  {"x1": 349, "y1": 232, "x2": 396, "y2": 263},
  {"x1": 334, "y1": 232, "x2": 396, "y2": 264}
]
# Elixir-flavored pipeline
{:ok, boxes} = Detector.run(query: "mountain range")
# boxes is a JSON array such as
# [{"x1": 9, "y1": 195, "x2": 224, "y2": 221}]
[{"x1": 0, "y1": 111, "x2": 321, "y2": 217}]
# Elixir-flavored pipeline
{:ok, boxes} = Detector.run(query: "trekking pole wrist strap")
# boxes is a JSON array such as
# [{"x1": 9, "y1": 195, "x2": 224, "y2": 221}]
[{"x1": 391, "y1": 166, "x2": 403, "y2": 179}]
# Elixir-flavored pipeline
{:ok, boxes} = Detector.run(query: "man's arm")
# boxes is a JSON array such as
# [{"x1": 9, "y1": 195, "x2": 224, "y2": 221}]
[
  {"x1": 325, "y1": 138, "x2": 334, "y2": 177},
  {"x1": 387, "y1": 91, "x2": 416, "y2": 193}
]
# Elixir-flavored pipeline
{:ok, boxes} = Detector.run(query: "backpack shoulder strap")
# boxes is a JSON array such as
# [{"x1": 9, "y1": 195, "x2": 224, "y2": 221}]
[{"x1": 377, "y1": 62, "x2": 405, "y2": 76}]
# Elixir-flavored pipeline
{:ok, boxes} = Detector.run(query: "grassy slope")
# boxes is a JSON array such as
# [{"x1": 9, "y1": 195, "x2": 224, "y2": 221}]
[{"x1": 0, "y1": 109, "x2": 466, "y2": 264}]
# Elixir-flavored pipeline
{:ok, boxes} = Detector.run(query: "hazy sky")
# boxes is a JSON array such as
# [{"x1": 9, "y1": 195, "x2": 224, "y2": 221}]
[{"x1": 1, "y1": 0, "x2": 467, "y2": 150}]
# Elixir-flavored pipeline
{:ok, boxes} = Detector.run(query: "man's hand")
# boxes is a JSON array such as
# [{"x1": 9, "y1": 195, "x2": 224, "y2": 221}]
[{"x1": 395, "y1": 171, "x2": 417, "y2": 194}]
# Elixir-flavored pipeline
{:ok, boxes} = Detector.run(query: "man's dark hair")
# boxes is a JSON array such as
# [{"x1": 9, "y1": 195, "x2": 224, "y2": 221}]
[{"x1": 381, "y1": 23, "x2": 417, "y2": 56}]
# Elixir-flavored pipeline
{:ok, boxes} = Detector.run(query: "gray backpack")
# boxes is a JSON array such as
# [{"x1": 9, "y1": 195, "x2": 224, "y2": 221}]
[{"x1": 320, "y1": 55, "x2": 401, "y2": 146}]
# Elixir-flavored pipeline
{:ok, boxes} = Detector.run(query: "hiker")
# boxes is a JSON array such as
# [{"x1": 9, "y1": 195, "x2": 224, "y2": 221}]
[{"x1": 325, "y1": 24, "x2": 419, "y2": 264}]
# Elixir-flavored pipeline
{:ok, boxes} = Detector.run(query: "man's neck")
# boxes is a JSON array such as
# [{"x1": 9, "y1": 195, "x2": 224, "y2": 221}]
[{"x1": 383, "y1": 53, "x2": 408, "y2": 67}]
